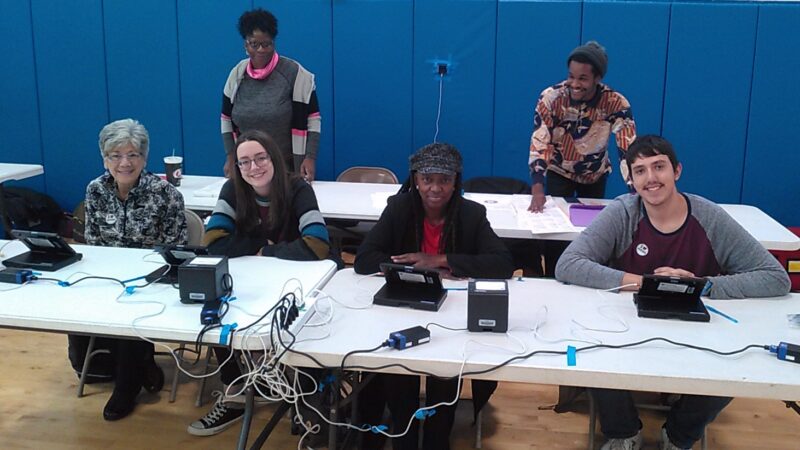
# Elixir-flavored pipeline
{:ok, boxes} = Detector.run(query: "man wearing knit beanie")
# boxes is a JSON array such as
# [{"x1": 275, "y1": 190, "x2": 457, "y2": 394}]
[{"x1": 526, "y1": 40, "x2": 637, "y2": 276}]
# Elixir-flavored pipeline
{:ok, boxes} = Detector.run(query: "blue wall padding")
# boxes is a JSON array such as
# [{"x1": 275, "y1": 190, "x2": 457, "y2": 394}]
[
  {"x1": 31, "y1": 0, "x2": 109, "y2": 210},
  {"x1": 493, "y1": 0, "x2": 582, "y2": 186},
  {"x1": 331, "y1": 0, "x2": 414, "y2": 180},
  {"x1": 0, "y1": 0, "x2": 45, "y2": 192},
  {"x1": 661, "y1": 2, "x2": 757, "y2": 204},
  {"x1": 104, "y1": 0, "x2": 184, "y2": 172},
  {"x1": 4, "y1": 1, "x2": 800, "y2": 227},
  {"x1": 413, "y1": 0, "x2": 497, "y2": 182},
  {"x1": 741, "y1": 4, "x2": 800, "y2": 226},
  {"x1": 583, "y1": 0, "x2": 670, "y2": 198},
  {"x1": 264, "y1": 0, "x2": 335, "y2": 182},
  {"x1": 177, "y1": 0, "x2": 252, "y2": 176}
]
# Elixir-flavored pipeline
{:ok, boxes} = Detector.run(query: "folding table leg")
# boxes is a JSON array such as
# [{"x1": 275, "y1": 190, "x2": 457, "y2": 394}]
[
  {"x1": 196, "y1": 348, "x2": 214, "y2": 407},
  {"x1": 248, "y1": 401, "x2": 292, "y2": 450},
  {"x1": 236, "y1": 386, "x2": 255, "y2": 450},
  {"x1": 77, "y1": 336, "x2": 99, "y2": 398},
  {"x1": 328, "y1": 378, "x2": 340, "y2": 450},
  {"x1": 474, "y1": 409, "x2": 483, "y2": 448},
  {"x1": 587, "y1": 393, "x2": 596, "y2": 450},
  {"x1": 169, "y1": 345, "x2": 184, "y2": 403}
]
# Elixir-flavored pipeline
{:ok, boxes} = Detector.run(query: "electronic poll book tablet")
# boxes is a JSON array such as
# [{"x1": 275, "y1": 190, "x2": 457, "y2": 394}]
[
  {"x1": 3, "y1": 230, "x2": 83, "y2": 271},
  {"x1": 633, "y1": 274, "x2": 710, "y2": 322},
  {"x1": 373, "y1": 263, "x2": 447, "y2": 311}
]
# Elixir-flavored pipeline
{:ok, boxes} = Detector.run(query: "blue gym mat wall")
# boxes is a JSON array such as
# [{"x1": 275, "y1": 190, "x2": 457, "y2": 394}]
[{"x1": 2, "y1": 0, "x2": 798, "y2": 225}]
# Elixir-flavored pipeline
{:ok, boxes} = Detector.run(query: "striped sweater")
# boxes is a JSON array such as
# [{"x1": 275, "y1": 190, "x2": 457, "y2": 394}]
[
  {"x1": 528, "y1": 81, "x2": 636, "y2": 185},
  {"x1": 203, "y1": 178, "x2": 329, "y2": 261},
  {"x1": 221, "y1": 56, "x2": 321, "y2": 169}
]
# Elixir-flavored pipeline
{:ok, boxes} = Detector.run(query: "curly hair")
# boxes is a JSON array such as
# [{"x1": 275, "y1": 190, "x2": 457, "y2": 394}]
[{"x1": 237, "y1": 8, "x2": 278, "y2": 39}]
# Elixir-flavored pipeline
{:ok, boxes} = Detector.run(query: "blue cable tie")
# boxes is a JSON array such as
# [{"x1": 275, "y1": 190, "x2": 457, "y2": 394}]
[
  {"x1": 414, "y1": 408, "x2": 436, "y2": 420},
  {"x1": 125, "y1": 286, "x2": 136, "y2": 295},
  {"x1": 32, "y1": 271, "x2": 42, "y2": 276},
  {"x1": 58, "y1": 281, "x2": 70, "y2": 287},
  {"x1": 219, "y1": 322, "x2": 238, "y2": 345},
  {"x1": 369, "y1": 425, "x2": 388, "y2": 434},
  {"x1": 318, "y1": 374, "x2": 336, "y2": 392},
  {"x1": 567, "y1": 345, "x2": 577, "y2": 366}
]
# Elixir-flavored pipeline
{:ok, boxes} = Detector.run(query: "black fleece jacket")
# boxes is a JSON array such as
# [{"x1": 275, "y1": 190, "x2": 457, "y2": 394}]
[{"x1": 354, "y1": 192, "x2": 514, "y2": 279}]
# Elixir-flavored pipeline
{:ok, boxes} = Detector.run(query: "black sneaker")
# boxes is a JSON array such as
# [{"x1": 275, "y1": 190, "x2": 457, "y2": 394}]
[{"x1": 187, "y1": 395, "x2": 245, "y2": 436}]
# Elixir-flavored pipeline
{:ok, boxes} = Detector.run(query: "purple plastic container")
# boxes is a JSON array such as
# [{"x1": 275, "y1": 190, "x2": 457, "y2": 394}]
[{"x1": 569, "y1": 204, "x2": 605, "y2": 227}]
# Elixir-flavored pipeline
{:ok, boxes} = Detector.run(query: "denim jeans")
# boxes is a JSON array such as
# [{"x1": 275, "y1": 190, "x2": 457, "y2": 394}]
[{"x1": 589, "y1": 387, "x2": 732, "y2": 448}]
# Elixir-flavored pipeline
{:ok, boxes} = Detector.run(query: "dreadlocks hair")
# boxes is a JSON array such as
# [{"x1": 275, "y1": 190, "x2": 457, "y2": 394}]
[
  {"x1": 408, "y1": 172, "x2": 464, "y2": 254},
  {"x1": 231, "y1": 130, "x2": 294, "y2": 239}
]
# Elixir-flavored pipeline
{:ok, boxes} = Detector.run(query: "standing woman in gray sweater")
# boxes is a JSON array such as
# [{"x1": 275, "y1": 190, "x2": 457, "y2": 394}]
[{"x1": 221, "y1": 8, "x2": 321, "y2": 182}]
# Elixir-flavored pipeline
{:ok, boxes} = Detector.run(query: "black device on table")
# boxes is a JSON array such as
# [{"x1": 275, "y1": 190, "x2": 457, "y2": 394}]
[
  {"x1": 373, "y1": 263, "x2": 447, "y2": 311},
  {"x1": 145, "y1": 244, "x2": 208, "y2": 284},
  {"x1": 467, "y1": 279, "x2": 509, "y2": 332},
  {"x1": 634, "y1": 274, "x2": 710, "y2": 322},
  {"x1": 2, "y1": 229, "x2": 83, "y2": 272}
]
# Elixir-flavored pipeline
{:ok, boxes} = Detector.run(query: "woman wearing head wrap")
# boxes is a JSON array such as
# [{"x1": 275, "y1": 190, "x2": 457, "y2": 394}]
[{"x1": 354, "y1": 143, "x2": 514, "y2": 449}]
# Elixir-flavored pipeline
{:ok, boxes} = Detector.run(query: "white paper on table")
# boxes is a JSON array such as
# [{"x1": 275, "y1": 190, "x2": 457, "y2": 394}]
[
  {"x1": 515, "y1": 196, "x2": 578, "y2": 234},
  {"x1": 194, "y1": 179, "x2": 227, "y2": 198},
  {"x1": 370, "y1": 191, "x2": 393, "y2": 209}
]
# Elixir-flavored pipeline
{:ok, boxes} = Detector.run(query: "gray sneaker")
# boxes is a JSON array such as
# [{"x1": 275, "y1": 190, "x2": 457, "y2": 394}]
[
  {"x1": 187, "y1": 393, "x2": 244, "y2": 437},
  {"x1": 600, "y1": 431, "x2": 643, "y2": 450},
  {"x1": 661, "y1": 427, "x2": 690, "y2": 450}
]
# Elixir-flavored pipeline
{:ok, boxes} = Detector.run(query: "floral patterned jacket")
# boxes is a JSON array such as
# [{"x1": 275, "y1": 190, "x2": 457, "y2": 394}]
[{"x1": 85, "y1": 171, "x2": 187, "y2": 248}]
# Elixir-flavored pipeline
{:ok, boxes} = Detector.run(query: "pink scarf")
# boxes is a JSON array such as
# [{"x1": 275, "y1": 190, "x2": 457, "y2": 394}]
[{"x1": 247, "y1": 52, "x2": 280, "y2": 79}]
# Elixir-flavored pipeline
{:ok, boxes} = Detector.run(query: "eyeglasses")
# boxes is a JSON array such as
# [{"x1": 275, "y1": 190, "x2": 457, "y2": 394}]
[
  {"x1": 105, "y1": 152, "x2": 143, "y2": 163},
  {"x1": 236, "y1": 155, "x2": 271, "y2": 170},
  {"x1": 246, "y1": 40, "x2": 274, "y2": 51}
]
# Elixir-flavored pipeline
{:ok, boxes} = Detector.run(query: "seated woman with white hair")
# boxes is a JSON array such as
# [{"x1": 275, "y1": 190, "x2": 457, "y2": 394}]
[{"x1": 67, "y1": 118, "x2": 187, "y2": 421}]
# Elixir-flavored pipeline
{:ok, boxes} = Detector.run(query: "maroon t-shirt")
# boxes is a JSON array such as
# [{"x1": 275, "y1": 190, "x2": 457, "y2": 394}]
[{"x1": 613, "y1": 200, "x2": 722, "y2": 277}]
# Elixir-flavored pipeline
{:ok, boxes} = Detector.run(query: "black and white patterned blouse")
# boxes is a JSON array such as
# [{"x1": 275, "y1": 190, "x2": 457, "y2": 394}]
[{"x1": 85, "y1": 171, "x2": 187, "y2": 248}]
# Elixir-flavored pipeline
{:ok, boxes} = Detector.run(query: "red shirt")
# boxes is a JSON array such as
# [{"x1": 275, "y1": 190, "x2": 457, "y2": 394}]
[{"x1": 421, "y1": 219, "x2": 444, "y2": 255}]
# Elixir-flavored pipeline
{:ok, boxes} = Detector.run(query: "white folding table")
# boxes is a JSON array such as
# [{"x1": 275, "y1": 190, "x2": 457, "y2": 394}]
[
  {"x1": 287, "y1": 269, "x2": 800, "y2": 401},
  {"x1": 176, "y1": 175, "x2": 800, "y2": 249}
]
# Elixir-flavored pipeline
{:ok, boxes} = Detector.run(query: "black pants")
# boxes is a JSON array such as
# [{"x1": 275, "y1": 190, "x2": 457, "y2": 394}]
[
  {"x1": 67, "y1": 334, "x2": 153, "y2": 391},
  {"x1": 359, "y1": 373, "x2": 496, "y2": 450},
  {"x1": 542, "y1": 171, "x2": 608, "y2": 277},
  {"x1": 590, "y1": 388, "x2": 731, "y2": 448},
  {"x1": 213, "y1": 347, "x2": 242, "y2": 386}
]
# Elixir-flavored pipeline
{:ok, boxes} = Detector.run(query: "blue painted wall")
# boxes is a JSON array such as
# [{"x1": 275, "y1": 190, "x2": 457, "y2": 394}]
[
  {"x1": 30, "y1": 0, "x2": 109, "y2": 210},
  {"x1": 0, "y1": 0, "x2": 45, "y2": 193},
  {"x1": 742, "y1": 3, "x2": 800, "y2": 226},
  {"x1": 2, "y1": 0, "x2": 799, "y2": 225},
  {"x1": 331, "y1": 0, "x2": 414, "y2": 177},
  {"x1": 661, "y1": 2, "x2": 758, "y2": 204}
]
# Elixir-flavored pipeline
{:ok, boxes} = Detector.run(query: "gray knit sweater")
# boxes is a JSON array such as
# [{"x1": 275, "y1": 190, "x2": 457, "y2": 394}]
[{"x1": 555, "y1": 193, "x2": 790, "y2": 299}]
